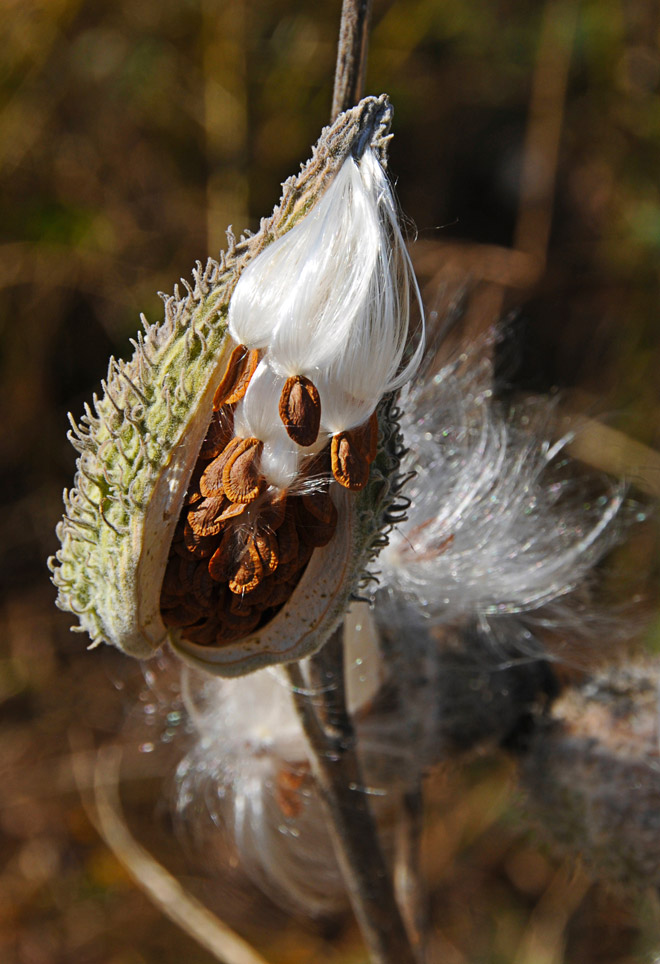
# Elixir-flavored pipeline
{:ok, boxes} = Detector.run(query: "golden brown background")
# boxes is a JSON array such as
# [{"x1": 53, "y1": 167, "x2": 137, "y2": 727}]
[{"x1": 1, "y1": 0, "x2": 660, "y2": 962}]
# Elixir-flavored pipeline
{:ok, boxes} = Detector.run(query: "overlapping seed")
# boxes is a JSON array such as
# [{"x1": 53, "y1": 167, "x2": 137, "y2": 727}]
[
  {"x1": 212, "y1": 344, "x2": 259, "y2": 409},
  {"x1": 330, "y1": 411, "x2": 379, "y2": 490},
  {"x1": 278, "y1": 374, "x2": 321, "y2": 447},
  {"x1": 222, "y1": 437, "x2": 264, "y2": 503}
]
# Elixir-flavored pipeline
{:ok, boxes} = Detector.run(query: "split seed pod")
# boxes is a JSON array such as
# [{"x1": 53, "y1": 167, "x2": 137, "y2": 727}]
[{"x1": 49, "y1": 94, "x2": 420, "y2": 677}]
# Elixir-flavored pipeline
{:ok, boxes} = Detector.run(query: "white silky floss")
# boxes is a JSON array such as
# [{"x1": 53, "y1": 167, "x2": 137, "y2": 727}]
[
  {"x1": 175, "y1": 602, "x2": 388, "y2": 915},
  {"x1": 228, "y1": 147, "x2": 423, "y2": 486},
  {"x1": 232, "y1": 359, "x2": 302, "y2": 489},
  {"x1": 381, "y1": 350, "x2": 626, "y2": 623}
]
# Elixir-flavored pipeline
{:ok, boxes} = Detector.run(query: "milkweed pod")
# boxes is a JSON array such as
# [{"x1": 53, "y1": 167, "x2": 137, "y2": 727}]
[{"x1": 49, "y1": 94, "x2": 416, "y2": 676}]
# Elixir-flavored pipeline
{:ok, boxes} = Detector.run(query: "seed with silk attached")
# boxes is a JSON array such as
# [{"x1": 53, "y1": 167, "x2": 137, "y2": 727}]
[
  {"x1": 213, "y1": 344, "x2": 259, "y2": 409},
  {"x1": 331, "y1": 430, "x2": 370, "y2": 490},
  {"x1": 279, "y1": 375, "x2": 322, "y2": 447}
]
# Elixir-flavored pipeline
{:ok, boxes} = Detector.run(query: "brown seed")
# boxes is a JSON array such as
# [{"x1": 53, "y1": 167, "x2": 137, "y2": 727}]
[
  {"x1": 222, "y1": 437, "x2": 264, "y2": 504},
  {"x1": 227, "y1": 348, "x2": 259, "y2": 404},
  {"x1": 301, "y1": 490, "x2": 337, "y2": 526},
  {"x1": 267, "y1": 573, "x2": 303, "y2": 608},
  {"x1": 183, "y1": 615, "x2": 223, "y2": 646},
  {"x1": 161, "y1": 555, "x2": 183, "y2": 599},
  {"x1": 199, "y1": 445, "x2": 234, "y2": 497},
  {"x1": 278, "y1": 375, "x2": 321, "y2": 447},
  {"x1": 260, "y1": 488, "x2": 288, "y2": 531},
  {"x1": 352, "y1": 411, "x2": 379, "y2": 464},
  {"x1": 254, "y1": 525, "x2": 279, "y2": 575},
  {"x1": 218, "y1": 500, "x2": 249, "y2": 522},
  {"x1": 178, "y1": 557, "x2": 198, "y2": 595},
  {"x1": 183, "y1": 486, "x2": 203, "y2": 505},
  {"x1": 228, "y1": 537, "x2": 264, "y2": 594},
  {"x1": 183, "y1": 522, "x2": 216, "y2": 558},
  {"x1": 276, "y1": 509, "x2": 299, "y2": 566},
  {"x1": 275, "y1": 539, "x2": 314, "y2": 581},
  {"x1": 208, "y1": 529, "x2": 235, "y2": 583},
  {"x1": 216, "y1": 609, "x2": 262, "y2": 645},
  {"x1": 330, "y1": 430, "x2": 370, "y2": 490},
  {"x1": 162, "y1": 602, "x2": 203, "y2": 628},
  {"x1": 187, "y1": 495, "x2": 229, "y2": 537},
  {"x1": 213, "y1": 344, "x2": 259, "y2": 410},
  {"x1": 230, "y1": 572, "x2": 277, "y2": 610},
  {"x1": 192, "y1": 562, "x2": 216, "y2": 610},
  {"x1": 295, "y1": 493, "x2": 337, "y2": 547},
  {"x1": 199, "y1": 406, "x2": 234, "y2": 459}
]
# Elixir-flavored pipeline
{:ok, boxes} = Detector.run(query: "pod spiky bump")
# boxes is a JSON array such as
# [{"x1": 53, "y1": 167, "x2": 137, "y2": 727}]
[{"x1": 50, "y1": 94, "x2": 416, "y2": 675}]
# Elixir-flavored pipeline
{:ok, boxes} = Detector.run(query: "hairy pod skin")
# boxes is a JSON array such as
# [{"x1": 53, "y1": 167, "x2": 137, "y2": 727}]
[{"x1": 50, "y1": 95, "x2": 409, "y2": 676}]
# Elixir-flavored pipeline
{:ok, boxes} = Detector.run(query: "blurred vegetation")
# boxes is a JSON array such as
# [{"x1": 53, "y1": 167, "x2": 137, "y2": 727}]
[{"x1": 1, "y1": 0, "x2": 659, "y2": 962}]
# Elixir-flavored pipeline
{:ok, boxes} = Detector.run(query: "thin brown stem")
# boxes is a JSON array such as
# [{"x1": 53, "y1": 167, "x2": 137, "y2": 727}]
[
  {"x1": 286, "y1": 630, "x2": 418, "y2": 964},
  {"x1": 331, "y1": 0, "x2": 373, "y2": 120}
]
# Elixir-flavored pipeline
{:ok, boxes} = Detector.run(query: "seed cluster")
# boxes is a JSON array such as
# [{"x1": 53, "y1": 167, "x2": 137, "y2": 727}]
[{"x1": 160, "y1": 343, "x2": 379, "y2": 649}]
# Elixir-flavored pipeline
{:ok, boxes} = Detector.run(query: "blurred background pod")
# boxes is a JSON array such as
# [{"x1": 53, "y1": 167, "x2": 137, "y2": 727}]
[{"x1": 519, "y1": 659, "x2": 660, "y2": 892}]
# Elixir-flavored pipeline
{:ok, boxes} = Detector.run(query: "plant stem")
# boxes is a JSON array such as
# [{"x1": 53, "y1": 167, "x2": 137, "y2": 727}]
[
  {"x1": 288, "y1": 8, "x2": 419, "y2": 962},
  {"x1": 331, "y1": 0, "x2": 373, "y2": 120},
  {"x1": 286, "y1": 630, "x2": 418, "y2": 964}
]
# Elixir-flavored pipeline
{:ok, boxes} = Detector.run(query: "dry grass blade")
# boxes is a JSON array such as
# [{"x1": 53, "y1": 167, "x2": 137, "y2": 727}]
[
  {"x1": 512, "y1": 863, "x2": 590, "y2": 964},
  {"x1": 86, "y1": 744, "x2": 274, "y2": 964},
  {"x1": 561, "y1": 410, "x2": 660, "y2": 498},
  {"x1": 514, "y1": 0, "x2": 579, "y2": 268}
]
